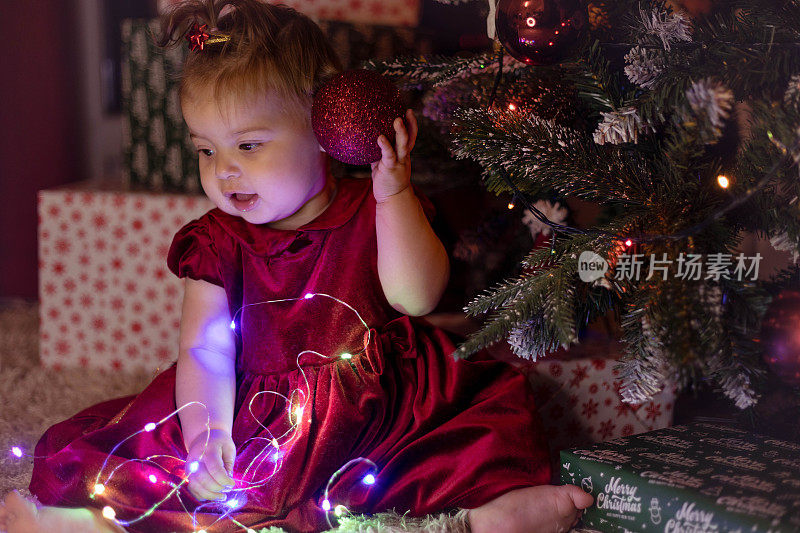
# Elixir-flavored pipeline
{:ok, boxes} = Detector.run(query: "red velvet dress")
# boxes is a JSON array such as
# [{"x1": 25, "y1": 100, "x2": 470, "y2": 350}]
[{"x1": 29, "y1": 177, "x2": 551, "y2": 532}]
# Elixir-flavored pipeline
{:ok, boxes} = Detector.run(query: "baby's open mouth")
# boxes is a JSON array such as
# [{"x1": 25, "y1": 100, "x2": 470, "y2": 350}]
[{"x1": 228, "y1": 192, "x2": 260, "y2": 212}]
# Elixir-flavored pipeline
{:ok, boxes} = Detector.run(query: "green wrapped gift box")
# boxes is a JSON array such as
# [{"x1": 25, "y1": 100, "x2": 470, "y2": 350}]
[{"x1": 561, "y1": 422, "x2": 800, "y2": 532}]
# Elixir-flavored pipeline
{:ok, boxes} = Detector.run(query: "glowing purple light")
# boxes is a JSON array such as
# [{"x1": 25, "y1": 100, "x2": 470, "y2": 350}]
[{"x1": 11, "y1": 446, "x2": 22, "y2": 458}]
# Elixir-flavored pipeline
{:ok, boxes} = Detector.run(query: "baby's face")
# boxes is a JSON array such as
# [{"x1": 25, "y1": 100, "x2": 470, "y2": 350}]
[{"x1": 182, "y1": 89, "x2": 328, "y2": 227}]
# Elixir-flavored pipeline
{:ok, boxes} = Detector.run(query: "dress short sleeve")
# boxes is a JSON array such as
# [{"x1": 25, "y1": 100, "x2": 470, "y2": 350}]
[{"x1": 167, "y1": 216, "x2": 224, "y2": 287}]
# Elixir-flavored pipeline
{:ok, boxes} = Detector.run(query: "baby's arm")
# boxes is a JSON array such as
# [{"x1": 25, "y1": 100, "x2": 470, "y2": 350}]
[
  {"x1": 373, "y1": 111, "x2": 449, "y2": 317},
  {"x1": 376, "y1": 187, "x2": 449, "y2": 316},
  {"x1": 176, "y1": 278, "x2": 237, "y2": 499}
]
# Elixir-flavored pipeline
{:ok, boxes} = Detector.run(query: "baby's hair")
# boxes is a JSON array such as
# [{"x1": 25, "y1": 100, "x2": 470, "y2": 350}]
[{"x1": 159, "y1": 0, "x2": 342, "y2": 118}]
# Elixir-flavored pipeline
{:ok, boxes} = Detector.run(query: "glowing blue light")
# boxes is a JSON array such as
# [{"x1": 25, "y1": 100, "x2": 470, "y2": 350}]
[
  {"x1": 226, "y1": 498, "x2": 239, "y2": 508},
  {"x1": 230, "y1": 320, "x2": 236, "y2": 330},
  {"x1": 322, "y1": 499, "x2": 331, "y2": 511},
  {"x1": 304, "y1": 293, "x2": 314, "y2": 299},
  {"x1": 362, "y1": 474, "x2": 376, "y2": 485},
  {"x1": 11, "y1": 446, "x2": 22, "y2": 458},
  {"x1": 144, "y1": 422, "x2": 156, "y2": 432},
  {"x1": 188, "y1": 461, "x2": 199, "y2": 473}
]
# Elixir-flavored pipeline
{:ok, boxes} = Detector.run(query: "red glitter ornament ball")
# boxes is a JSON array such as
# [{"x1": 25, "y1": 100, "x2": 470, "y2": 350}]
[
  {"x1": 312, "y1": 69, "x2": 405, "y2": 165},
  {"x1": 760, "y1": 289, "x2": 800, "y2": 386}
]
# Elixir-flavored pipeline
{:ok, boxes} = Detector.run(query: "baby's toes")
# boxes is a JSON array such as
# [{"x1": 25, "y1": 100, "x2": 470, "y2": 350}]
[
  {"x1": 0, "y1": 502, "x2": 9, "y2": 531},
  {"x1": 1, "y1": 491, "x2": 39, "y2": 532}
]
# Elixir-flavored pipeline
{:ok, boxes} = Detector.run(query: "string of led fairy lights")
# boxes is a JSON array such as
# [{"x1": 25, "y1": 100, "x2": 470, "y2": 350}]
[{"x1": 11, "y1": 292, "x2": 381, "y2": 533}]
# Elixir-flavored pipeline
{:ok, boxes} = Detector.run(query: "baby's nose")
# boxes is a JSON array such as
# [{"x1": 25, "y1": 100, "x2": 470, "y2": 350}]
[{"x1": 215, "y1": 158, "x2": 240, "y2": 180}]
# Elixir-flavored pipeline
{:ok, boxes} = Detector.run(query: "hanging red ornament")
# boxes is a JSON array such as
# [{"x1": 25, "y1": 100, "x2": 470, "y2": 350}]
[
  {"x1": 495, "y1": 0, "x2": 587, "y2": 65},
  {"x1": 312, "y1": 69, "x2": 405, "y2": 165},
  {"x1": 760, "y1": 289, "x2": 800, "y2": 386}
]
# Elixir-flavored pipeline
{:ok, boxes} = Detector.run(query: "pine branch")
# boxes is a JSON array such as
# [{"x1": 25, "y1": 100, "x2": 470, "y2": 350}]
[
  {"x1": 617, "y1": 306, "x2": 669, "y2": 404},
  {"x1": 451, "y1": 107, "x2": 654, "y2": 203},
  {"x1": 568, "y1": 40, "x2": 621, "y2": 113},
  {"x1": 704, "y1": 279, "x2": 768, "y2": 408},
  {"x1": 463, "y1": 270, "x2": 551, "y2": 317},
  {"x1": 457, "y1": 230, "x2": 628, "y2": 360},
  {"x1": 365, "y1": 52, "x2": 531, "y2": 89}
]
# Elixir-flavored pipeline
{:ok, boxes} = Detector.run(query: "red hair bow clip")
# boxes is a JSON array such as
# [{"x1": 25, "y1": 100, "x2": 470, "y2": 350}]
[{"x1": 186, "y1": 22, "x2": 210, "y2": 51}]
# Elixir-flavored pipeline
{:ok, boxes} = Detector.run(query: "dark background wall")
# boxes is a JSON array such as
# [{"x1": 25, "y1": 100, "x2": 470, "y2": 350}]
[{"x1": 0, "y1": 0, "x2": 83, "y2": 299}]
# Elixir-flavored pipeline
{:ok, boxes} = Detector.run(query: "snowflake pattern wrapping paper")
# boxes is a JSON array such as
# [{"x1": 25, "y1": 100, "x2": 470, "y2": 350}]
[
  {"x1": 278, "y1": 0, "x2": 420, "y2": 26},
  {"x1": 159, "y1": 0, "x2": 420, "y2": 28},
  {"x1": 525, "y1": 356, "x2": 675, "y2": 453},
  {"x1": 38, "y1": 187, "x2": 213, "y2": 372}
]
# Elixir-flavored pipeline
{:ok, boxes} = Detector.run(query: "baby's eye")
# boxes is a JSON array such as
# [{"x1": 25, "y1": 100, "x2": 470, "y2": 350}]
[
  {"x1": 197, "y1": 148, "x2": 214, "y2": 157},
  {"x1": 239, "y1": 143, "x2": 261, "y2": 151}
]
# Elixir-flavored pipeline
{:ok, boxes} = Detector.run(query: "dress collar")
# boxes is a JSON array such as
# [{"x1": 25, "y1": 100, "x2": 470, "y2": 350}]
[{"x1": 208, "y1": 177, "x2": 372, "y2": 257}]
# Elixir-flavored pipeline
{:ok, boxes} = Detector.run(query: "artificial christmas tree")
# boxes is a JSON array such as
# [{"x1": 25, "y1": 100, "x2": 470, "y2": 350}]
[{"x1": 371, "y1": 0, "x2": 800, "y2": 409}]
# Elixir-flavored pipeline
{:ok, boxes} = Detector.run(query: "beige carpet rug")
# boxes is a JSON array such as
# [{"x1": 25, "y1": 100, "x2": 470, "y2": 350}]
[
  {"x1": 0, "y1": 299, "x2": 588, "y2": 532},
  {"x1": 0, "y1": 299, "x2": 153, "y2": 498}
]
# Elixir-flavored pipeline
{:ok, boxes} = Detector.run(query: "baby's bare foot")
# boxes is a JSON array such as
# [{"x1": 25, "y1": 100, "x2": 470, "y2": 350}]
[
  {"x1": 0, "y1": 491, "x2": 125, "y2": 533},
  {"x1": 468, "y1": 484, "x2": 594, "y2": 533}
]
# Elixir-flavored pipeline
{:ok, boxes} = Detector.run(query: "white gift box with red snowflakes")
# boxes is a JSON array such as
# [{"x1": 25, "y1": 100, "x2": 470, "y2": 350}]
[
  {"x1": 158, "y1": 0, "x2": 421, "y2": 27},
  {"x1": 38, "y1": 186, "x2": 213, "y2": 372},
  {"x1": 525, "y1": 357, "x2": 676, "y2": 452},
  {"x1": 280, "y1": 0, "x2": 421, "y2": 26}
]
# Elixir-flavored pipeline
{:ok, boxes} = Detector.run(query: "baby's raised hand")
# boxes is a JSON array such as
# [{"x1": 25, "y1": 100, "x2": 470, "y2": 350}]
[
  {"x1": 371, "y1": 109, "x2": 418, "y2": 204},
  {"x1": 185, "y1": 429, "x2": 237, "y2": 502}
]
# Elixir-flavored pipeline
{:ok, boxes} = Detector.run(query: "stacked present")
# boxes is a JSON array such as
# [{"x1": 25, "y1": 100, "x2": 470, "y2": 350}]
[
  {"x1": 38, "y1": 187, "x2": 213, "y2": 372},
  {"x1": 277, "y1": 0, "x2": 420, "y2": 26},
  {"x1": 561, "y1": 422, "x2": 800, "y2": 532},
  {"x1": 523, "y1": 339, "x2": 676, "y2": 454},
  {"x1": 158, "y1": 0, "x2": 421, "y2": 27}
]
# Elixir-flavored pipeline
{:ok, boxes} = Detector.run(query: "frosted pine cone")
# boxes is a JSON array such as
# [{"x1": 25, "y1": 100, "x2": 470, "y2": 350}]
[
  {"x1": 624, "y1": 46, "x2": 664, "y2": 89},
  {"x1": 593, "y1": 106, "x2": 652, "y2": 145}
]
